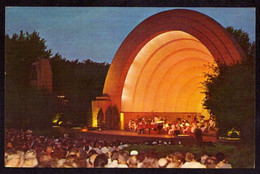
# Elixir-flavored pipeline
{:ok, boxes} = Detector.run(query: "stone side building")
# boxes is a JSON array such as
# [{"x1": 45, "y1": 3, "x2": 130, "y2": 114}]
[{"x1": 30, "y1": 59, "x2": 52, "y2": 91}]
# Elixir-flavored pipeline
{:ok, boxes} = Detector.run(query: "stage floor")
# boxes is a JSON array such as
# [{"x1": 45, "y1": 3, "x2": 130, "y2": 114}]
[
  {"x1": 77, "y1": 130, "x2": 218, "y2": 144},
  {"x1": 90, "y1": 130, "x2": 180, "y2": 138}
]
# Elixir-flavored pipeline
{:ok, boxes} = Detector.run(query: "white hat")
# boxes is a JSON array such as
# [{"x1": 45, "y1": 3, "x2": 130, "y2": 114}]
[
  {"x1": 130, "y1": 150, "x2": 138, "y2": 156},
  {"x1": 158, "y1": 158, "x2": 168, "y2": 167}
]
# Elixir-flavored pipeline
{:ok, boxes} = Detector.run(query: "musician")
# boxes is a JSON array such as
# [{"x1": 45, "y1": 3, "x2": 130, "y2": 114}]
[
  {"x1": 168, "y1": 122, "x2": 176, "y2": 135},
  {"x1": 175, "y1": 121, "x2": 181, "y2": 131},
  {"x1": 163, "y1": 121, "x2": 169, "y2": 133},
  {"x1": 150, "y1": 118, "x2": 155, "y2": 125},
  {"x1": 198, "y1": 116, "x2": 205, "y2": 128},
  {"x1": 179, "y1": 120, "x2": 186, "y2": 132},
  {"x1": 138, "y1": 118, "x2": 146, "y2": 134},
  {"x1": 208, "y1": 116, "x2": 216, "y2": 131},
  {"x1": 141, "y1": 117, "x2": 146, "y2": 125},
  {"x1": 154, "y1": 116, "x2": 159, "y2": 123},
  {"x1": 128, "y1": 119, "x2": 133, "y2": 131},
  {"x1": 157, "y1": 117, "x2": 164, "y2": 134},
  {"x1": 187, "y1": 115, "x2": 192, "y2": 123},
  {"x1": 201, "y1": 120, "x2": 209, "y2": 133},
  {"x1": 133, "y1": 119, "x2": 138, "y2": 132},
  {"x1": 182, "y1": 121, "x2": 191, "y2": 133},
  {"x1": 190, "y1": 122, "x2": 198, "y2": 133}
]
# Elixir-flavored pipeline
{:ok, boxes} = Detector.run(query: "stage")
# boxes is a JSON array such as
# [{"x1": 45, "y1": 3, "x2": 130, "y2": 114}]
[{"x1": 76, "y1": 129, "x2": 218, "y2": 145}]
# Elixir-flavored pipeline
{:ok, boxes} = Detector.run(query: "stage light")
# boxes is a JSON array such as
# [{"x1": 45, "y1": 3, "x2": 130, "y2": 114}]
[
  {"x1": 227, "y1": 128, "x2": 240, "y2": 137},
  {"x1": 92, "y1": 109, "x2": 98, "y2": 127},
  {"x1": 120, "y1": 113, "x2": 124, "y2": 130},
  {"x1": 81, "y1": 128, "x2": 88, "y2": 132}
]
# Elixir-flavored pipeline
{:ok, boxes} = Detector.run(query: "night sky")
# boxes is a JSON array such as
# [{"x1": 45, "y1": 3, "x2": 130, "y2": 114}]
[{"x1": 5, "y1": 7, "x2": 255, "y2": 63}]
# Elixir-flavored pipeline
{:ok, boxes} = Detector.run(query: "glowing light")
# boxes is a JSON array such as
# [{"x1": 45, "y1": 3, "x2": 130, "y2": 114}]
[
  {"x1": 120, "y1": 113, "x2": 124, "y2": 130},
  {"x1": 92, "y1": 110, "x2": 98, "y2": 127},
  {"x1": 178, "y1": 134, "x2": 190, "y2": 137},
  {"x1": 81, "y1": 128, "x2": 88, "y2": 132},
  {"x1": 219, "y1": 137, "x2": 240, "y2": 141},
  {"x1": 57, "y1": 95, "x2": 65, "y2": 98},
  {"x1": 58, "y1": 121, "x2": 63, "y2": 125},
  {"x1": 53, "y1": 119, "x2": 58, "y2": 124},
  {"x1": 227, "y1": 127, "x2": 240, "y2": 137},
  {"x1": 52, "y1": 113, "x2": 61, "y2": 124}
]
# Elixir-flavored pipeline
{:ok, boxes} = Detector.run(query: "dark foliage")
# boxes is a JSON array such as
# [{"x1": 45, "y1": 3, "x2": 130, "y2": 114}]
[
  {"x1": 49, "y1": 53, "x2": 109, "y2": 125},
  {"x1": 5, "y1": 31, "x2": 54, "y2": 129},
  {"x1": 5, "y1": 31, "x2": 109, "y2": 129},
  {"x1": 202, "y1": 27, "x2": 255, "y2": 144}
]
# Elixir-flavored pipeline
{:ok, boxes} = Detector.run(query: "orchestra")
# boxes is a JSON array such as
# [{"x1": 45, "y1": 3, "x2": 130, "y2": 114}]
[{"x1": 128, "y1": 115, "x2": 217, "y2": 135}]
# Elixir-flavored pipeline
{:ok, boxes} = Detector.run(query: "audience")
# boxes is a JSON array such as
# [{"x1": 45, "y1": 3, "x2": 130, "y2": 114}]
[
  {"x1": 141, "y1": 157, "x2": 159, "y2": 168},
  {"x1": 117, "y1": 151, "x2": 129, "y2": 168},
  {"x1": 158, "y1": 158, "x2": 168, "y2": 168},
  {"x1": 94, "y1": 154, "x2": 108, "y2": 168},
  {"x1": 204, "y1": 156, "x2": 218, "y2": 168},
  {"x1": 215, "y1": 152, "x2": 232, "y2": 168},
  {"x1": 127, "y1": 155, "x2": 138, "y2": 168},
  {"x1": 200, "y1": 154, "x2": 209, "y2": 165},
  {"x1": 5, "y1": 128, "x2": 232, "y2": 168},
  {"x1": 106, "y1": 150, "x2": 119, "y2": 168},
  {"x1": 181, "y1": 152, "x2": 206, "y2": 168}
]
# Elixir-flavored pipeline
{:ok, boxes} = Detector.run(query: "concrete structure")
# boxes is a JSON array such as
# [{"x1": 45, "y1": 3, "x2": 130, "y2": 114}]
[
  {"x1": 92, "y1": 9, "x2": 245, "y2": 128},
  {"x1": 30, "y1": 59, "x2": 52, "y2": 91}
]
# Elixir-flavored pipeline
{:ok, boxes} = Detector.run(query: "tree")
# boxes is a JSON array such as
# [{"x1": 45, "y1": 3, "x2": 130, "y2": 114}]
[
  {"x1": 49, "y1": 53, "x2": 109, "y2": 126},
  {"x1": 5, "y1": 31, "x2": 55, "y2": 130},
  {"x1": 202, "y1": 27, "x2": 255, "y2": 144},
  {"x1": 5, "y1": 86, "x2": 57, "y2": 130},
  {"x1": 5, "y1": 31, "x2": 52, "y2": 88},
  {"x1": 203, "y1": 63, "x2": 254, "y2": 136},
  {"x1": 97, "y1": 108, "x2": 104, "y2": 128},
  {"x1": 226, "y1": 26, "x2": 255, "y2": 65},
  {"x1": 226, "y1": 26, "x2": 251, "y2": 57},
  {"x1": 5, "y1": 30, "x2": 111, "y2": 129}
]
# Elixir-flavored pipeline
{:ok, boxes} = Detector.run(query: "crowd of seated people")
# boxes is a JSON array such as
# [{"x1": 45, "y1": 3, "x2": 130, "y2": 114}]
[
  {"x1": 5, "y1": 128, "x2": 230, "y2": 168},
  {"x1": 128, "y1": 115, "x2": 217, "y2": 135}
]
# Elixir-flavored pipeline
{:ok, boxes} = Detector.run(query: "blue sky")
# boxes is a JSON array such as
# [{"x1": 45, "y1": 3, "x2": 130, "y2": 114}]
[{"x1": 5, "y1": 7, "x2": 255, "y2": 63}]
